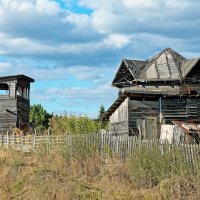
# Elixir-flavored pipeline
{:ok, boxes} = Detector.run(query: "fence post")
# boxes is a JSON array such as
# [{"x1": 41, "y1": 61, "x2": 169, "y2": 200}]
[
  {"x1": 1, "y1": 133, "x2": 3, "y2": 148},
  {"x1": 48, "y1": 129, "x2": 51, "y2": 151},
  {"x1": 20, "y1": 131, "x2": 23, "y2": 150},
  {"x1": 32, "y1": 134, "x2": 36, "y2": 150},
  {"x1": 13, "y1": 131, "x2": 15, "y2": 149},
  {"x1": 7, "y1": 131, "x2": 9, "y2": 149}
]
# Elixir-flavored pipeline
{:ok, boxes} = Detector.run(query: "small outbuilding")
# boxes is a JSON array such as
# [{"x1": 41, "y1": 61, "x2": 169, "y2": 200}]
[
  {"x1": 103, "y1": 48, "x2": 200, "y2": 138},
  {"x1": 0, "y1": 74, "x2": 34, "y2": 131}
]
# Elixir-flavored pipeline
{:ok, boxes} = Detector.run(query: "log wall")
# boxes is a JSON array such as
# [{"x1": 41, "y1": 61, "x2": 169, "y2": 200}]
[{"x1": 0, "y1": 98, "x2": 17, "y2": 130}]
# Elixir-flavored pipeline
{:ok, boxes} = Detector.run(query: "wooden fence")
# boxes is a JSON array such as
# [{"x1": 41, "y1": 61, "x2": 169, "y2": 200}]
[{"x1": 0, "y1": 133, "x2": 200, "y2": 166}]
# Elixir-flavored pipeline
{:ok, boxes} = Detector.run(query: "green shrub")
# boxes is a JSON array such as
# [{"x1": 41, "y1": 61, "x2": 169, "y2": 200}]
[{"x1": 49, "y1": 114, "x2": 102, "y2": 135}]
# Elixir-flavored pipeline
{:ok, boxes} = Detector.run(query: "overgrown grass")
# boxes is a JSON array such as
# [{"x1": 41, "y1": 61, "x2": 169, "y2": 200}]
[
  {"x1": 0, "y1": 143, "x2": 199, "y2": 199},
  {"x1": 128, "y1": 145, "x2": 192, "y2": 187}
]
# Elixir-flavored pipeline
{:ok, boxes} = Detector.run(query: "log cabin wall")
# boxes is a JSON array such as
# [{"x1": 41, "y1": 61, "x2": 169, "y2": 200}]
[
  {"x1": 0, "y1": 80, "x2": 17, "y2": 130},
  {"x1": 127, "y1": 96, "x2": 200, "y2": 139},
  {"x1": 162, "y1": 97, "x2": 200, "y2": 122},
  {"x1": 0, "y1": 98, "x2": 17, "y2": 130},
  {"x1": 109, "y1": 98, "x2": 129, "y2": 136}
]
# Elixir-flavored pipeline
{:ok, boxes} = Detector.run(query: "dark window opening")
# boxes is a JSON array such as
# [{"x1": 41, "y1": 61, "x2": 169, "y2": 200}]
[
  {"x1": 144, "y1": 97, "x2": 159, "y2": 101},
  {"x1": 129, "y1": 96, "x2": 144, "y2": 101},
  {"x1": 0, "y1": 83, "x2": 9, "y2": 95}
]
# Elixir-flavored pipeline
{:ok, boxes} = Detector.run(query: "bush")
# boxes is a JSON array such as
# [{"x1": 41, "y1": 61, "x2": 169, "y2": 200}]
[{"x1": 49, "y1": 114, "x2": 102, "y2": 135}]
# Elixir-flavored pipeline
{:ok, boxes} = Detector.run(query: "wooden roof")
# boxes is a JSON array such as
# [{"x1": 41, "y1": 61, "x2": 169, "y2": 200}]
[
  {"x1": 112, "y1": 59, "x2": 146, "y2": 86},
  {"x1": 112, "y1": 48, "x2": 200, "y2": 87},
  {"x1": 0, "y1": 74, "x2": 34, "y2": 83}
]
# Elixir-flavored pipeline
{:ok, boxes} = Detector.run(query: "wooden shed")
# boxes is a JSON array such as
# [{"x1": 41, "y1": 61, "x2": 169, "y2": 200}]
[
  {"x1": 103, "y1": 48, "x2": 200, "y2": 138},
  {"x1": 0, "y1": 75, "x2": 34, "y2": 131}
]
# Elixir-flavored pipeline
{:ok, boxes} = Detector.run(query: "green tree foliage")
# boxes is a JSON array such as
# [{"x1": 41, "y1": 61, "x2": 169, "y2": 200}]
[
  {"x1": 29, "y1": 104, "x2": 52, "y2": 131},
  {"x1": 49, "y1": 114, "x2": 102, "y2": 135},
  {"x1": 98, "y1": 104, "x2": 105, "y2": 121},
  {"x1": 97, "y1": 104, "x2": 108, "y2": 130}
]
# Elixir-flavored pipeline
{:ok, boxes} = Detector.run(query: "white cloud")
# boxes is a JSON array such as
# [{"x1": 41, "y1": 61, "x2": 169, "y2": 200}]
[
  {"x1": 80, "y1": 0, "x2": 200, "y2": 38},
  {"x1": 0, "y1": 59, "x2": 115, "y2": 83},
  {"x1": 102, "y1": 34, "x2": 132, "y2": 49},
  {"x1": 36, "y1": 0, "x2": 60, "y2": 15},
  {"x1": 0, "y1": 0, "x2": 200, "y2": 116},
  {"x1": 46, "y1": 84, "x2": 116, "y2": 102}
]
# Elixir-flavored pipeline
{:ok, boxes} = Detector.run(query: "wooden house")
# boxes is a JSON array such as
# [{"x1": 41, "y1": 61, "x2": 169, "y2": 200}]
[
  {"x1": 0, "y1": 75, "x2": 34, "y2": 131},
  {"x1": 103, "y1": 48, "x2": 200, "y2": 138}
]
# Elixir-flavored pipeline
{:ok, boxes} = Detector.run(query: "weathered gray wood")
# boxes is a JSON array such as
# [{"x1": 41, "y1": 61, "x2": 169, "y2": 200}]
[
  {"x1": 1, "y1": 133, "x2": 200, "y2": 169},
  {"x1": 0, "y1": 75, "x2": 34, "y2": 131}
]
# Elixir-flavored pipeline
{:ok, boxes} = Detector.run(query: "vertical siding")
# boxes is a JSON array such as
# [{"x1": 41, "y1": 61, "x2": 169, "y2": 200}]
[
  {"x1": 128, "y1": 99, "x2": 160, "y2": 137},
  {"x1": 109, "y1": 98, "x2": 129, "y2": 135}
]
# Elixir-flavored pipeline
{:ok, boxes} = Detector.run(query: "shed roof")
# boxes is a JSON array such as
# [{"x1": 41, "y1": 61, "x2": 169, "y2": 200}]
[
  {"x1": 0, "y1": 74, "x2": 34, "y2": 83},
  {"x1": 172, "y1": 121, "x2": 200, "y2": 134},
  {"x1": 112, "y1": 48, "x2": 200, "y2": 86}
]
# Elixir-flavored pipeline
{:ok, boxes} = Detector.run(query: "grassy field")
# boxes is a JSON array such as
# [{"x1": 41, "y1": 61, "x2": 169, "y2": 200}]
[{"x1": 0, "y1": 146, "x2": 200, "y2": 200}]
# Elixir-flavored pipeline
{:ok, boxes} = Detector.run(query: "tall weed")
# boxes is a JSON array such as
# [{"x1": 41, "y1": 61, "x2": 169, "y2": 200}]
[{"x1": 128, "y1": 144, "x2": 192, "y2": 188}]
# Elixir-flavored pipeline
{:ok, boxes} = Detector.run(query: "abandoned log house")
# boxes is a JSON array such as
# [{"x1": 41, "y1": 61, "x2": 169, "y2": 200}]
[
  {"x1": 0, "y1": 75, "x2": 34, "y2": 131},
  {"x1": 103, "y1": 48, "x2": 200, "y2": 139}
]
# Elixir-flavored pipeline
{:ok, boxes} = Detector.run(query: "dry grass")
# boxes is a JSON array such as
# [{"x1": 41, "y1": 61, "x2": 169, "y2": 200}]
[{"x1": 0, "y1": 147, "x2": 200, "y2": 200}]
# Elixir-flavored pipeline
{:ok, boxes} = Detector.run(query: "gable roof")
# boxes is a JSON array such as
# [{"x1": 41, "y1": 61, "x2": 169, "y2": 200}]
[
  {"x1": 112, "y1": 48, "x2": 200, "y2": 87},
  {"x1": 112, "y1": 59, "x2": 146, "y2": 86}
]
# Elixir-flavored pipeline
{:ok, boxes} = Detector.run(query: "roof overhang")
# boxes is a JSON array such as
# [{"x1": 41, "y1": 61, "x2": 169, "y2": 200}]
[
  {"x1": 103, "y1": 90, "x2": 182, "y2": 120},
  {"x1": 0, "y1": 74, "x2": 34, "y2": 83},
  {"x1": 181, "y1": 58, "x2": 200, "y2": 78}
]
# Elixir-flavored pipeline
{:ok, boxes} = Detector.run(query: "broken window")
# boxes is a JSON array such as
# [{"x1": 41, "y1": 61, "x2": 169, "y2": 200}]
[
  {"x1": 0, "y1": 83, "x2": 9, "y2": 95},
  {"x1": 16, "y1": 85, "x2": 29, "y2": 99},
  {"x1": 17, "y1": 86, "x2": 22, "y2": 96}
]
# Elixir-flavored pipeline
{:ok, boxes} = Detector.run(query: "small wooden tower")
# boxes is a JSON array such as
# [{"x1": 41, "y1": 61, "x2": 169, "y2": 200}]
[{"x1": 0, "y1": 74, "x2": 34, "y2": 131}]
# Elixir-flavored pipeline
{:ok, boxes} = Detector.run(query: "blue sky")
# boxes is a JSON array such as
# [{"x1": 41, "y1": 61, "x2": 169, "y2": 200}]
[{"x1": 0, "y1": 0, "x2": 200, "y2": 117}]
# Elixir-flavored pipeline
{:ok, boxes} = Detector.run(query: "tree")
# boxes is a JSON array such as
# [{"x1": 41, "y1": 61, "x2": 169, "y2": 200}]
[
  {"x1": 97, "y1": 105, "x2": 108, "y2": 130},
  {"x1": 29, "y1": 103, "x2": 52, "y2": 132},
  {"x1": 98, "y1": 104, "x2": 105, "y2": 121},
  {"x1": 49, "y1": 114, "x2": 102, "y2": 135}
]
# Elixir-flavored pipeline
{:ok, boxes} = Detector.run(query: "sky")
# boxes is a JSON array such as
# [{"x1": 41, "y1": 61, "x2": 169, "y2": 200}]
[{"x1": 0, "y1": 0, "x2": 200, "y2": 117}]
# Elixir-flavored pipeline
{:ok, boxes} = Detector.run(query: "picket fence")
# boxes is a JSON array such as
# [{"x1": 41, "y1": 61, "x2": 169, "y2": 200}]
[{"x1": 0, "y1": 133, "x2": 200, "y2": 166}]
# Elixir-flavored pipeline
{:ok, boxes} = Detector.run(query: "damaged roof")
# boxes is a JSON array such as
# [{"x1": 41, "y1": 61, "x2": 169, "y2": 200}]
[
  {"x1": 172, "y1": 121, "x2": 200, "y2": 134},
  {"x1": 112, "y1": 48, "x2": 200, "y2": 87}
]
